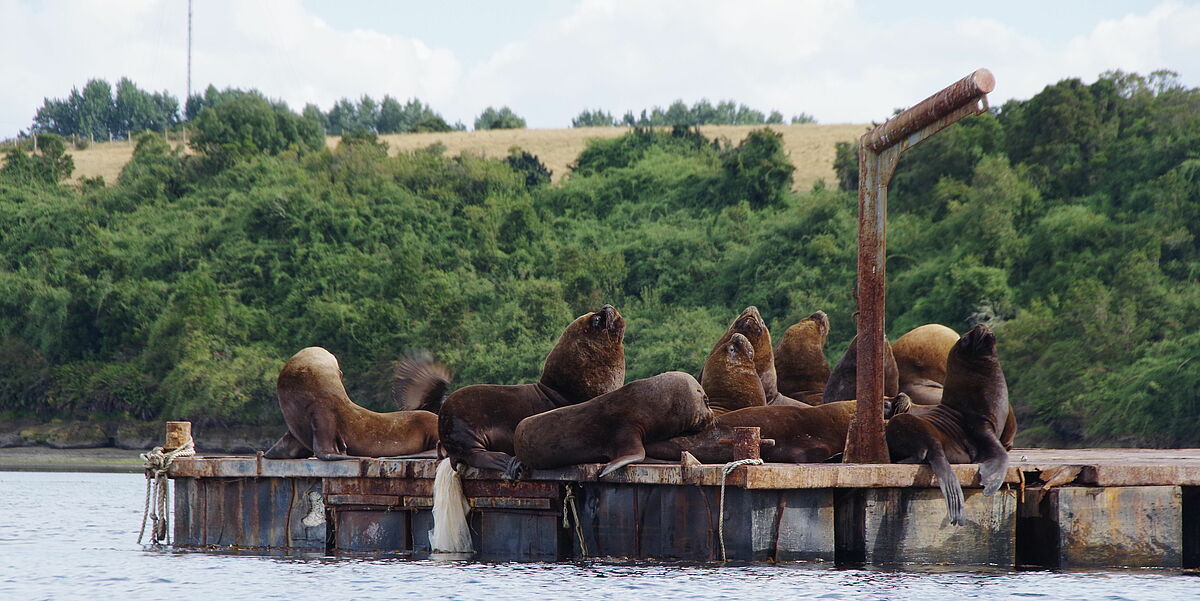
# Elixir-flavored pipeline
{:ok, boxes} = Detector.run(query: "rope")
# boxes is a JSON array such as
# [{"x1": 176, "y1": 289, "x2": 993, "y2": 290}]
[
  {"x1": 138, "y1": 440, "x2": 196, "y2": 545},
  {"x1": 562, "y1": 484, "x2": 588, "y2": 558},
  {"x1": 718, "y1": 457, "x2": 763, "y2": 562}
]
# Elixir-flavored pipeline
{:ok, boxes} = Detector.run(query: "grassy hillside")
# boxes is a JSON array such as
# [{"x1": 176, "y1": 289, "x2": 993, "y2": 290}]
[{"x1": 64, "y1": 123, "x2": 866, "y2": 189}]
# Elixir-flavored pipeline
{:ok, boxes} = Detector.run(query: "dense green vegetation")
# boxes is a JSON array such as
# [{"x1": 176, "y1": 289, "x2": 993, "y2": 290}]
[
  {"x1": 1, "y1": 70, "x2": 1197, "y2": 447},
  {"x1": 33, "y1": 78, "x2": 181, "y2": 141}
]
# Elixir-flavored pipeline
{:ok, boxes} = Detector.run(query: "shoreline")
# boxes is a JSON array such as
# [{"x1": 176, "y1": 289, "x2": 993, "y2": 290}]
[{"x1": 0, "y1": 446, "x2": 155, "y2": 474}]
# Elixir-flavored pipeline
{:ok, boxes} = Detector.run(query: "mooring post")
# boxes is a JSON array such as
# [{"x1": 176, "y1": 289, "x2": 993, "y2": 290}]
[
  {"x1": 164, "y1": 421, "x2": 192, "y2": 450},
  {"x1": 843, "y1": 69, "x2": 995, "y2": 464},
  {"x1": 720, "y1": 426, "x2": 776, "y2": 461}
]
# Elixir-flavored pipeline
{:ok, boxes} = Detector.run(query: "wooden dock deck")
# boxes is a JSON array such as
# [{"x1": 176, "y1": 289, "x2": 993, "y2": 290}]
[{"x1": 166, "y1": 448, "x2": 1200, "y2": 568}]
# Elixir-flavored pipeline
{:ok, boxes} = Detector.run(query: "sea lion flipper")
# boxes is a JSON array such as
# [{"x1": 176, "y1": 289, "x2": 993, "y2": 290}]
[
  {"x1": 393, "y1": 351, "x2": 453, "y2": 412},
  {"x1": 929, "y1": 450, "x2": 965, "y2": 526},
  {"x1": 599, "y1": 449, "x2": 646, "y2": 478},
  {"x1": 310, "y1": 413, "x2": 357, "y2": 461},
  {"x1": 974, "y1": 433, "x2": 1009, "y2": 496},
  {"x1": 263, "y1": 431, "x2": 310, "y2": 459}
]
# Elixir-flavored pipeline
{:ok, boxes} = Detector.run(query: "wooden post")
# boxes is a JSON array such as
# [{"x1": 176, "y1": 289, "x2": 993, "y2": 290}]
[
  {"x1": 720, "y1": 426, "x2": 776, "y2": 461},
  {"x1": 164, "y1": 421, "x2": 192, "y2": 450}
]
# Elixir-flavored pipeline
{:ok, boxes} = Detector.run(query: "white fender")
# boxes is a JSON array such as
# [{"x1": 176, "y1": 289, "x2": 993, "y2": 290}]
[{"x1": 429, "y1": 458, "x2": 473, "y2": 554}]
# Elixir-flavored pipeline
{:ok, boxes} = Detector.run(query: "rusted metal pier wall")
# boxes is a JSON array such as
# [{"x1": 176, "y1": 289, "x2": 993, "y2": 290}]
[{"x1": 168, "y1": 450, "x2": 1200, "y2": 567}]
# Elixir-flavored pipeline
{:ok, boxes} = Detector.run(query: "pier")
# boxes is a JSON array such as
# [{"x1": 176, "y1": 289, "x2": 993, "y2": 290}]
[{"x1": 167, "y1": 448, "x2": 1199, "y2": 568}]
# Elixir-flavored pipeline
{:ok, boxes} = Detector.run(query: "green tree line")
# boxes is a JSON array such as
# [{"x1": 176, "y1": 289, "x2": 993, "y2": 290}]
[
  {"x1": 1, "y1": 70, "x2": 1197, "y2": 447},
  {"x1": 573, "y1": 99, "x2": 815, "y2": 128}
]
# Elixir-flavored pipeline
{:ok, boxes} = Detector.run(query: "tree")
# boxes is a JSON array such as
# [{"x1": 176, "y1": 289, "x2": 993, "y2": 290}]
[
  {"x1": 474, "y1": 106, "x2": 526, "y2": 130},
  {"x1": 190, "y1": 93, "x2": 323, "y2": 165},
  {"x1": 0, "y1": 134, "x2": 74, "y2": 185},
  {"x1": 571, "y1": 109, "x2": 616, "y2": 127}
]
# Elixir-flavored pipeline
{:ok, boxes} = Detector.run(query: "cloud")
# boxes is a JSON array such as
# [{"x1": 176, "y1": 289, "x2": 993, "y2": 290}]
[{"x1": 1, "y1": 0, "x2": 1198, "y2": 137}]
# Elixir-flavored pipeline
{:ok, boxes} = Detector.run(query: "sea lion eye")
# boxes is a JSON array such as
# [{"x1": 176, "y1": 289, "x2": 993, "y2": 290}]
[{"x1": 591, "y1": 316, "x2": 601, "y2": 328}]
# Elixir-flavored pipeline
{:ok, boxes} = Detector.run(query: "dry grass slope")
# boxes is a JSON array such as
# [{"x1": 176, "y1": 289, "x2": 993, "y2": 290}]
[{"x1": 62, "y1": 123, "x2": 868, "y2": 189}]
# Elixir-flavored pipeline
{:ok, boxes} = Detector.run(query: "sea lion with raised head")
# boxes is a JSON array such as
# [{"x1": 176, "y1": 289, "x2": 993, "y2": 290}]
[
  {"x1": 701, "y1": 306, "x2": 808, "y2": 408},
  {"x1": 263, "y1": 347, "x2": 439, "y2": 460},
  {"x1": 892, "y1": 323, "x2": 1018, "y2": 450},
  {"x1": 701, "y1": 333, "x2": 767, "y2": 415},
  {"x1": 822, "y1": 334, "x2": 900, "y2": 402},
  {"x1": 885, "y1": 324, "x2": 1011, "y2": 525},
  {"x1": 514, "y1": 371, "x2": 714, "y2": 477},
  {"x1": 424, "y1": 305, "x2": 626, "y2": 480},
  {"x1": 773, "y1": 310, "x2": 831, "y2": 404}
]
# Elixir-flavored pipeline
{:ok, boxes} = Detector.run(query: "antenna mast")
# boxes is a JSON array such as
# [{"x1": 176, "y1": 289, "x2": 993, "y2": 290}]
[{"x1": 187, "y1": 0, "x2": 193, "y2": 104}]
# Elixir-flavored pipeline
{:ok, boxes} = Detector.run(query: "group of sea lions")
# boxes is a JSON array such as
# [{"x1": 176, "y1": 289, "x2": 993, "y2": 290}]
[{"x1": 261, "y1": 303, "x2": 1014, "y2": 530}]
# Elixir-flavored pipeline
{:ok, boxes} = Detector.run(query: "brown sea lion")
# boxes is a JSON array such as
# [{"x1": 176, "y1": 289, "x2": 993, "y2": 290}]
[
  {"x1": 773, "y1": 310, "x2": 831, "y2": 404},
  {"x1": 885, "y1": 325, "x2": 1011, "y2": 525},
  {"x1": 892, "y1": 324, "x2": 1017, "y2": 450},
  {"x1": 645, "y1": 396, "x2": 910, "y2": 464},
  {"x1": 701, "y1": 333, "x2": 767, "y2": 415},
  {"x1": 823, "y1": 334, "x2": 900, "y2": 402},
  {"x1": 514, "y1": 371, "x2": 713, "y2": 477},
  {"x1": 701, "y1": 306, "x2": 808, "y2": 408},
  {"x1": 891, "y1": 324, "x2": 958, "y2": 405},
  {"x1": 263, "y1": 347, "x2": 439, "y2": 460},
  {"x1": 431, "y1": 305, "x2": 626, "y2": 479}
]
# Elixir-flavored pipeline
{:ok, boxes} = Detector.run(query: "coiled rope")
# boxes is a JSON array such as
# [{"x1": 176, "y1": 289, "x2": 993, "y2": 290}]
[
  {"x1": 562, "y1": 483, "x2": 588, "y2": 558},
  {"x1": 718, "y1": 457, "x2": 763, "y2": 562},
  {"x1": 138, "y1": 440, "x2": 195, "y2": 545}
]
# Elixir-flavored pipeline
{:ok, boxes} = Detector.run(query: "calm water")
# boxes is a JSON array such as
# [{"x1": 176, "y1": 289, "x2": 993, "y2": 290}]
[{"x1": 1, "y1": 471, "x2": 1197, "y2": 601}]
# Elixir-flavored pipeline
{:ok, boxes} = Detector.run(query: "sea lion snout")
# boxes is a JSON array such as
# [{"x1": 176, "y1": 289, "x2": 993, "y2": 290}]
[
  {"x1": 591, "y1": 304, "x2": 623, "y2": 333},
  {"x1": 808, "y1": 310, "x2": 829, "y2": 337},
  {"x1": 735, "y1": 306, "x2": 765, "y2": 333},
  {"x1": 961, "y1": 324, "x2": 996, "y2": 355}
]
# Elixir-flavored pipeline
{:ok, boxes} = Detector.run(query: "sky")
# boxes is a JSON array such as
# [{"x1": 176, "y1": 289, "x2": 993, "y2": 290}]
[{"x1": 1, "y1": 0, "x2": 1198, "y2": 137}]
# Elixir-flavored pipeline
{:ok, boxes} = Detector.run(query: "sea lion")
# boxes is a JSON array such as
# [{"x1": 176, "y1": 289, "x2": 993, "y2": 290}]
[
  {"x1": 263, "y1": 347, "x2": 439, "y2": 460},
  {"x1": 701, "y1": 333, "x2": 767, "y2": 415},
  {"x1": 646, "y1": 396, "x2": 911, "y2": 464},
  {"x1": 431, "y1": 304, "x2": 625, "y2": 479},
  {"x1": 702, "y1": 306, "x2": 808, "y2": 408},
  {"x1": 514, "y1": 371, "x2": 714, "y2": 476},
  {"x1": 885, "y1": 325, "x2": 1011, "y2": 525},
  {"x1": 823, "y1": 334, "x2": 900, "y2": 402},
  {"x1": 891, "y1": 324, "x2": 958, "y2": 405},
  {"x1": 892, "y1": 324, "x2": 1018, "y2": 449},
  {"x1": 773, "y1": 310, "x2": 831, "y2": 404}
]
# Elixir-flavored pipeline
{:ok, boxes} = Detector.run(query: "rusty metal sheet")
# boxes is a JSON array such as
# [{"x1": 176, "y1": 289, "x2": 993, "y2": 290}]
[
  {"x1": 258, "y1": 458, "x2": 363, "y2": 478},
  {"x1": 323, "y1": 477, "x2": 432, "y2": 498},
  {"x1": 170, "y1": 456, "x2": 257, "y2": 478},
  {"x1": 400, "y1": 495, "x2": 550, "y2": 510},
  {"x1": 462, "y1": 479, "x2": 561, "y2": 500},
  {"x1": 363, "y1": 459, "x2": 415, "y2": 478},
  {"x1": 326, "y1": 494, "x2": 401, "y2": 507},
  {"x1": 1054, "y1": 486, "x2": 1183, "y2": 568}
]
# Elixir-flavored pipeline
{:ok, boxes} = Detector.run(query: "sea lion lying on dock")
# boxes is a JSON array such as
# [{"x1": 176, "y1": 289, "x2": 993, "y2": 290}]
[
  {"x1": 773, "y1": 310, "x2": 831, "y2": 404},
  {"x1": 645, "y1": 395, "x2": 910, "y2": 464},
  {"x1": 514, "y1": 371, "x2": 714, "y2": 477},
  {"x1": 263, "y1": 347, "x2": 439, "y2": 460},
  {"x1": 418, "y1": 305, "x2": 626, "y2": 480},
  {"x1": 885, "y1": 325, "x2": 1011, "y2": 525}
]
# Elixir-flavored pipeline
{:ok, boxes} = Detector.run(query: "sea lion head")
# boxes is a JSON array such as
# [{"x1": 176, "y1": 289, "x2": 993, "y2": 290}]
[
  {"x1": 540, "y1": 304, "x2": 627, "y2": 405},
  {"x1": 803, "y1": 310, "x2": 830, "y2": 341},
  {"x1": 726, "y1": 332, "x2": 756, "y2": 366},
  {"x1": 664, "y1": 372, "x2": 715, "y2": 436},
  {"x1": 731, "y1": 305, "x2": 767, "y2": 339},
  {"x1": 951, "y1": 324, "x2": 998, "y2": 366}
]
